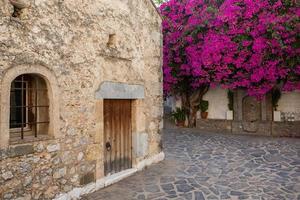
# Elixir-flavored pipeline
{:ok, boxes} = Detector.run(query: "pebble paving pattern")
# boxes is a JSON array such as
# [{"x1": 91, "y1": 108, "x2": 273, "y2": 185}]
[{"x1": 83, "y1": 127, "x2": 300, "y2": 200}]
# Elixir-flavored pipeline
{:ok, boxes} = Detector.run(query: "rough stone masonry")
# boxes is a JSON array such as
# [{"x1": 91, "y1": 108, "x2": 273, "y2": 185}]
[{"x1": 0, "y1": 0, "x2": 163, "y2": 199}]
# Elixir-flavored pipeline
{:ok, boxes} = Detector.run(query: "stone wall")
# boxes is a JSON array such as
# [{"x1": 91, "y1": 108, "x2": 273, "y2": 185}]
[
  {"x1": 196, "y1": 119, "x2": 232, "y2": 133},
  {"x1": 196, "y1": 120, "x2": 300, "y2": 137},
  {"x1": 231, "y1": 121, "x2": 272, "y2": 136},
  {"x1": 272, "y1": 122, "x2": 300, "y2": 137},
  {"x1": 0, "y1": 0, "x2": 163, "y2": 199}
]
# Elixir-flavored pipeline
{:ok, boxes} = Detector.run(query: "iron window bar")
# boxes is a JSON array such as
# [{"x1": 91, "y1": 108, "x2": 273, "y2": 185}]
[
  {"x1": 10, "y1": 74, "x2": 49, "y2": 140},
  {"x1": 21, "y1": 75, "x2": 24, "y2": 139}
]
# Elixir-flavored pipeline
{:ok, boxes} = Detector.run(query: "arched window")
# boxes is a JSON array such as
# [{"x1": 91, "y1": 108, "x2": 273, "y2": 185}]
[{"x1": 10, "y1": 74, "x2": 49, "y2": 141}]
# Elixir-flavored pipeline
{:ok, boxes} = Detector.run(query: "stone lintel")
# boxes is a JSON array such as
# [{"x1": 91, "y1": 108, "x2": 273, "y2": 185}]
[{"x1": 95, "y1": 82, "x2": 145, "y2": 99}]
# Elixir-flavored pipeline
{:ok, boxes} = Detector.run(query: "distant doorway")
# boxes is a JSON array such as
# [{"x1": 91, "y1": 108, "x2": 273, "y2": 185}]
[{"x1": 242, "y1": 96, "x2": 261, "y2": 132}]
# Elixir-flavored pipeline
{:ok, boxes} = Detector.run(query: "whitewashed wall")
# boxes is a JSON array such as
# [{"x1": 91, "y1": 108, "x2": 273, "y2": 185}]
[
  {"x1": 278, "y1": 91, "x2": 300, "y2": 112},
  {"x1": 203, "y1": 87, "x2": 229, "y2": 119},
  {"x1": 164, "y1": 96, "x2": 182, "y2": 112},
  {"x1": 277, "y1": 91, "x2": 300, "y2": 121}
]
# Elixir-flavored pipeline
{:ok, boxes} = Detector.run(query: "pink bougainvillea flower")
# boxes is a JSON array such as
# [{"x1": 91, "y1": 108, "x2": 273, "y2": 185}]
[{"x1": 160, "y1": 0, "x2": 299, "y2": 99}]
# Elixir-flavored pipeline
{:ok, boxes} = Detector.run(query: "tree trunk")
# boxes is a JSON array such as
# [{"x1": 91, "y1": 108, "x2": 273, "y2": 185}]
[
  {"x1": 181, "y1": 92, "x2": 190, "y2": 126},
  {"x1": 181, "y1": 86, "x2": 209, "y2": 127}
]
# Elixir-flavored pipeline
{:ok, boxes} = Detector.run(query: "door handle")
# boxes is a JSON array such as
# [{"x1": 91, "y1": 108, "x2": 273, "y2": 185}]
[{"x1": 106, "y1": 142, "x2": 111, "y2": 151}]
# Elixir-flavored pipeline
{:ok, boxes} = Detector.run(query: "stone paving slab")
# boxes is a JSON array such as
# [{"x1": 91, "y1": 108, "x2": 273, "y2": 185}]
[{"x1": 83, "y1": 128, "x2": 300, "y2": 200}]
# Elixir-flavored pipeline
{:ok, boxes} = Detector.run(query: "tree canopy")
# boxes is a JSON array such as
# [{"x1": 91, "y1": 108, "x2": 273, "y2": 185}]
[{"x1": 161, "y1": 0, "x2": 300, "y2": 99}]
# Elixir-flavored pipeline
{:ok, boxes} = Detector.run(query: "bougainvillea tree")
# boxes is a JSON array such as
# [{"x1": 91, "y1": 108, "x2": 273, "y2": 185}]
[
  {"x1": 161, "y1": 0, "x2": 299, "y2": 126},
  {"x1": 161, "y1": 0, "x2": 224, "y2": 126}
]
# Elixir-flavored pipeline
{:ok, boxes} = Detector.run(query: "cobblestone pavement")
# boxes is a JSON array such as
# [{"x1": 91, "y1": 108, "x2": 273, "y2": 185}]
[{"x1": 83, "y1": 127, "x2": 300, "y2": 200}]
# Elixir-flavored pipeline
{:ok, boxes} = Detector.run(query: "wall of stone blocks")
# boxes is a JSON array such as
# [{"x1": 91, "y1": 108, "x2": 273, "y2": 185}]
[
  {"x1": 272, "y1": 122, "x2": 300, "y2": 137},
  {"x1": 0, "y1": 0, "x2": 163, "y2": 199},
  {"x1": 196, "y1": 119, "x2": 300, "y2": 138},
  {"x1": 196, "y1": 119, "x2": 232, "y2": 133}
]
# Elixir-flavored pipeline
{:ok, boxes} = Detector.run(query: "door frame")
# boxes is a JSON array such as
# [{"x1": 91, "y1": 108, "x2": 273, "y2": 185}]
[{"x1": 94, "y1": 99, "x2": 145, "y2": 179}]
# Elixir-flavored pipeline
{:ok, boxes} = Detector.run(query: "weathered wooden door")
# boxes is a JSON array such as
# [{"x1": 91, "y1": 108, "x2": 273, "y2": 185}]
[{"x1": 104, "y1": 100, "x2": 132, "y2": 175}]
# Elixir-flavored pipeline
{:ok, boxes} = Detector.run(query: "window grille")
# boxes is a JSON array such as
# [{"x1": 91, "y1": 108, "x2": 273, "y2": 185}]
[{"x1": 10, "y1": 74, "x2": 49, "y2": 139}]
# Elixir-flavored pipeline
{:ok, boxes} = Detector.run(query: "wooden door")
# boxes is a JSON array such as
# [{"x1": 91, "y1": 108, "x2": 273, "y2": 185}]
[{"x1": 104, "y1": 100, "x2": 132, "y2": 175}]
